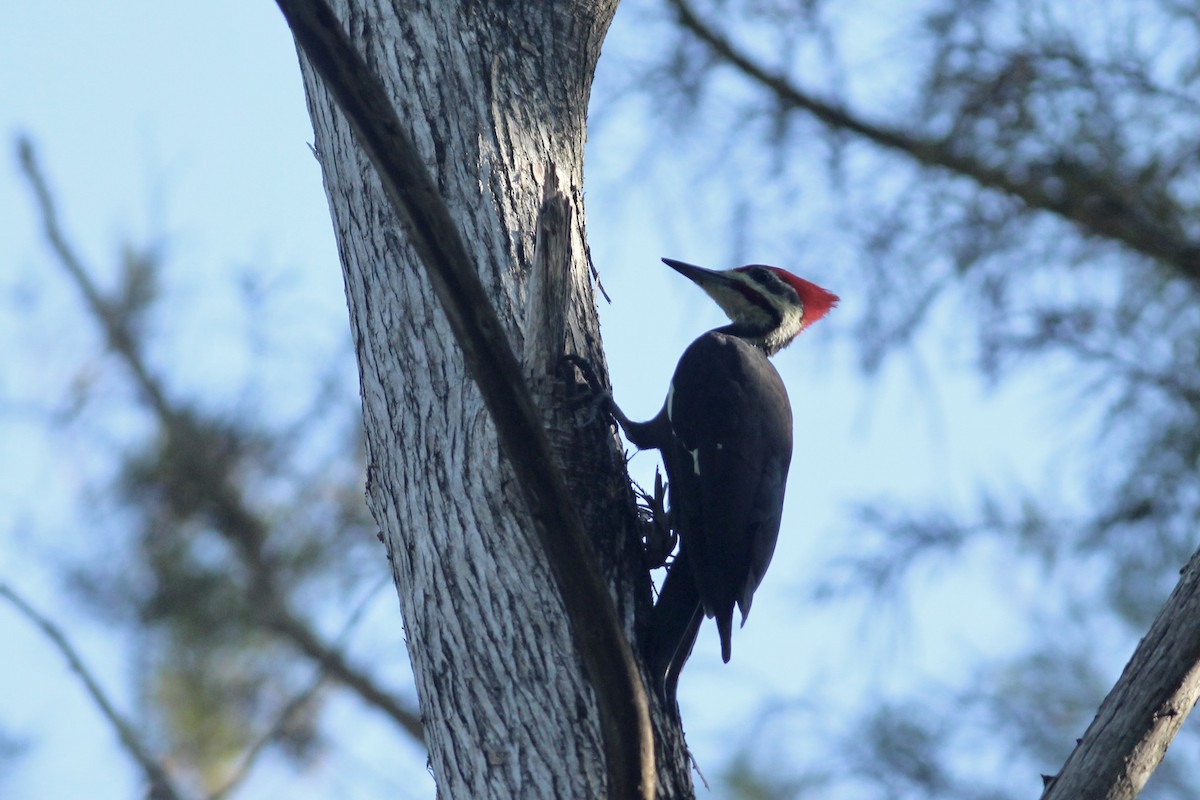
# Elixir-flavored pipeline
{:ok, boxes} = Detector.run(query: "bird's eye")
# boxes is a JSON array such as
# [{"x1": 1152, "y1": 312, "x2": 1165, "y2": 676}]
[{"x1": 747, "y1": 267, "x2": 796, "y2": 299}]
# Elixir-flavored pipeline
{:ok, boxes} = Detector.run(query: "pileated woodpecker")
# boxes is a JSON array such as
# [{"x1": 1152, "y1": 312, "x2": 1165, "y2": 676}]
[{"x1": 600, "y1": 258, "x2": 837, "y2": 698}]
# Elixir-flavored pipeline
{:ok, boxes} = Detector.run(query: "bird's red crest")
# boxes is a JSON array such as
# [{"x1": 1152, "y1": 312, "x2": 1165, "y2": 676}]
[{"x1": 758, "y1": 267, "x2": 839, "y2": 328}]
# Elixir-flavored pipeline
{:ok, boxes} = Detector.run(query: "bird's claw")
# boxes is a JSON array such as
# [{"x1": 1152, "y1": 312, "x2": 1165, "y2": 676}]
[
  {"x1": 559, "y1": 354, "x2": 616, "y2": 422},
  {"x1": 559, "y1": 354, "x2": 604, "y2": 395},
  {"x1": 638, "y1": 469, "x2": 676, "y2": 568}
]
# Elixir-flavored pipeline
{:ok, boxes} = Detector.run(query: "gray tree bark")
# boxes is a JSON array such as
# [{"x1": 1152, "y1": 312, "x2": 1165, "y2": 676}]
[
  {"x1": 293, "y1": 1, "x2": 693, "y2": 796},
  {"x1": 1041, "y1": 546, "x2": 1200, "y2": 800}
]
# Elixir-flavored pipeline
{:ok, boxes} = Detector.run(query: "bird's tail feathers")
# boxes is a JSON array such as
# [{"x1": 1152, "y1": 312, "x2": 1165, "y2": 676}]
[
  {"x1": 716, "y1": 608, "x2": 734, "y2": 663},
  {"x1": 738, "y1": 595, "x2": 754, "y2": 627}
]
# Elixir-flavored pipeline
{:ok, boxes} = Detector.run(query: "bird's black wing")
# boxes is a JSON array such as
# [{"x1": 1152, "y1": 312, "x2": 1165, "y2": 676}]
[{"x1": 666, "y1": 332, "x2": 793, "y2": 662}]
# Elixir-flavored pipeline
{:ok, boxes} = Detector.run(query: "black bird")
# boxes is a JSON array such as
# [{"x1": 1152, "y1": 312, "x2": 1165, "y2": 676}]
[{"x1": 603, "y1": 258, "x2": 837, "y2": 698}]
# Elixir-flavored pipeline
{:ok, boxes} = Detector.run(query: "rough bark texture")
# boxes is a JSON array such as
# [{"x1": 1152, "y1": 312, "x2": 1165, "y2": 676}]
[
  {"x1": 1041, "y1": 546, "x2": 1200, "y2": 800},
  {"x1": 293, "y1": 1, "x2": 693, "y2": 796}
]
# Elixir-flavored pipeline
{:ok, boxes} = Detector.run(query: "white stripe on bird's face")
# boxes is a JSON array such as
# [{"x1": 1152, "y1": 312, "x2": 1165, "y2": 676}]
[
  {"x1": 762, "y1": 303, "x2": 806, "y2": 353},
  {"x1": 700, "y1": 282, "x2": 779, "y2": 331},
  {"x1": 700, "y1": 273, "x2": 807, "y2": 354}
]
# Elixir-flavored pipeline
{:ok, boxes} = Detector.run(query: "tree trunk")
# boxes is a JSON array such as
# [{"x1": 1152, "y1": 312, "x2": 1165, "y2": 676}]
[{"x1": 293, "y1": 1, "x2": 692, "y2": 796}]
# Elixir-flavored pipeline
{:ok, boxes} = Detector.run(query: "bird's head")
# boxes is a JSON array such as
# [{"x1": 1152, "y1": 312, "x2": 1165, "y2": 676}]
[{"x1": 663, "y1": 258, "x2": 839, "y2": 355}]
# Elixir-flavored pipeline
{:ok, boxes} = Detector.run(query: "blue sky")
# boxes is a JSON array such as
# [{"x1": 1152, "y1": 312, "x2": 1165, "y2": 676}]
[{"x1": 0, "y1": 3, "x2": 1086, "y2": 797}]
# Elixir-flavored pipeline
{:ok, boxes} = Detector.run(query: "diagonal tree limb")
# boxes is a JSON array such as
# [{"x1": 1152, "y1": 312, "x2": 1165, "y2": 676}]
[
  {"x1": 272, "y1": 2, "x2": 656, "y2": 797},
  {"x1": 1039, "y1": 546, "x2": 1200, "y2": 800},
  {"x1": 264, "y1": 603, "x2": 423, "y2": 742},
  {"x1": 208, "y1": 575, "x2": 389, "y2": 800},
  {"x1": 667, "y1": 0, "x2": 1200, "y2": 284},
  {"x1": 15, "y1": 135, "x2": 425, "y2": 746},
  {"x1": 207, "y1": 670, "x2": 328, "y2": 800},
  {"x1": 0, "y1": 581, "x2": 186, "y2": 800},
  {"x1": 16, "y1": 137, "x2": 173, "y2": 421}
]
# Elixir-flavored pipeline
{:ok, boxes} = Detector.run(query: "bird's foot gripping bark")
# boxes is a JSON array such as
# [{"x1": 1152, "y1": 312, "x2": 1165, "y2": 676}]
[
  {"x1": 559, "y1": 353, "x2": 616, "y2": 426},
  {"x1": 636, "y1": 469, "x2": 676, "y2": 568},
  {"x1": 562, "y1": 357, "x2": 678, "y2": 561}
]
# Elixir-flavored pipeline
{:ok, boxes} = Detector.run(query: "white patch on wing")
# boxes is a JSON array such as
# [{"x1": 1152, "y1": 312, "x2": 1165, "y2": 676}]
[
  {"x1": 689, "y1": 448, "x2": 701, "y2": 475},
  {"x1": 666, "y1": 380, "x2": 676, "y2": 422}
]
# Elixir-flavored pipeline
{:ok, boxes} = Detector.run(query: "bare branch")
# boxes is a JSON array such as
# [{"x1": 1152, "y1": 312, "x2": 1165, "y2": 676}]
[
  {"x1": 0, "y1": 581, "x2": 186, "y2": 800},
  {"x1": 207, "y1": 671, "x2": 327, "y2": 800},
  {"x1": 207, "y1": 575, "x2": 389, "y2": 800},
  {"x1": 14, "y1": 135, "x2": 425, "y2": 746},
  {"x1": 667, "y1": 0, "x2": 1200, "y2": 284},
  {"x1": 265, "y1": 603, "x2": 424, "y2": 741},
  {"x1": 15, "y1": 136, "x2": 174, "y2": 420},
  {"x1": 273, "y1": 2, "x2": 655, "y2": 796},
  {"x1": 1041, "y1": 546, "x2": 1200, "y2": 799}
]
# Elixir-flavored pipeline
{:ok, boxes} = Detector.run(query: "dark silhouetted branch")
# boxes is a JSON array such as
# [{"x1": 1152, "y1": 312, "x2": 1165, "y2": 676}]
[
  {"x1": 0, "y1": 582, "x2": 185, "y2": 800},
  {"x1": 16, "y1": 137, "x2": 173, "y2": 420},
  {"x1": 668, "y1": 0, "x2": 1200, "y2": 283},
  {"x1": 208, "y1": 576, "x2": 389, "y2": 800},
  {"x1": 15, "y1": 135, "x2": 425, "y2": 747}
]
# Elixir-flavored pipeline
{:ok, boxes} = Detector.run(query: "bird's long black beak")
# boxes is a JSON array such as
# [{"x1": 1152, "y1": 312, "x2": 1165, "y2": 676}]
[{"x1": 661, "y1": 258, "x2": 730, "y2": 289}]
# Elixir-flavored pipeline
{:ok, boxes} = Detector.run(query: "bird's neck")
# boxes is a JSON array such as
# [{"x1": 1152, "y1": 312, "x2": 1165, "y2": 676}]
[{"x1": 716, "y1": 311, "x2": 803, "y2": 357}]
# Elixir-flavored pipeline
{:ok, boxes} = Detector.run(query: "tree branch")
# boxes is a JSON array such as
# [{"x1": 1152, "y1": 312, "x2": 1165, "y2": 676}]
[
  {"x1": 208, "y1": 575, "x2": 387, "y2": 800},
  {"x1": 207, "y1": 670, "x2": 327, "y2": 800},
  {"x1": 273, "y1": 2, "x2": 656, "y2": 797},
  {"x1": 1038, "y1": 545, "x2": 1200, "y2": 799},
  {"x1": 15, "y1": 135, "x2": 425, "y2": 747},
  {"x1": 0, "y1": 582, "x2": 185, "y2": 800},
  {"x1": 264, "y1": 603, "x2": 424, "y2": 742},
  {"x1": 667, "y1": 0, "x2": 1200, "y2": 283},
  {"x1": 15, "y1": 137, "x2": 174, "y2": 420}
]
